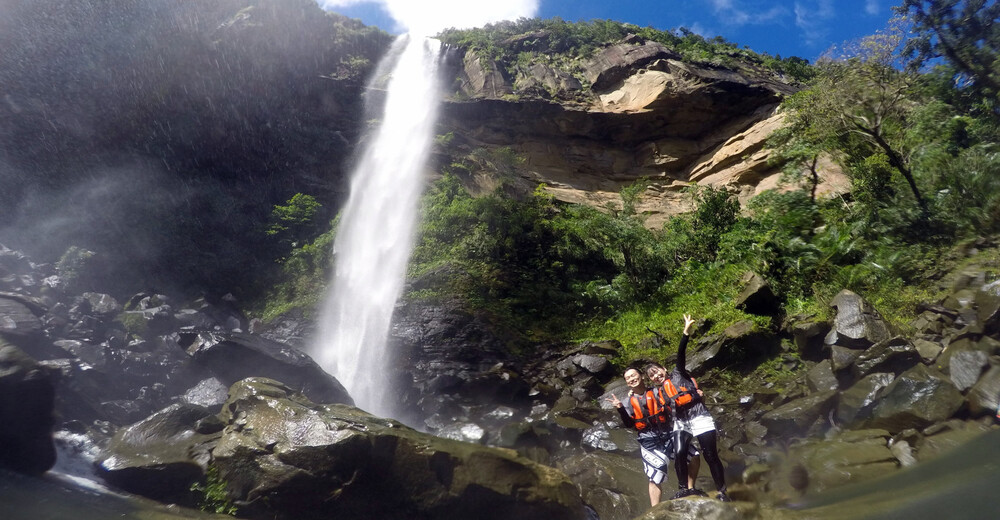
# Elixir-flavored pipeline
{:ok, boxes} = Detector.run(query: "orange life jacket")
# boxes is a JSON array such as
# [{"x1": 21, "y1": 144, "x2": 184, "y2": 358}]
[
  {"x1": 627, "y1": 390, "x2": 668, "y2": 430},
  {"x1": 663, "y1": 378, "x2": 700, "y2": 408}
]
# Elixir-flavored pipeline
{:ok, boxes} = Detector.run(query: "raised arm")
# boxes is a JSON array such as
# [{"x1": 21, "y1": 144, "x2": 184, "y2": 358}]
[{"x1": 676, "y1": 314, "x2": 695, "y2": 379}]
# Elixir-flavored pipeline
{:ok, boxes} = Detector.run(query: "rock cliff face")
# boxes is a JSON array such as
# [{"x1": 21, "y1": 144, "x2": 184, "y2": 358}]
[{"x1": 440, "y1": 40, "x2": 849, "y2": 227}]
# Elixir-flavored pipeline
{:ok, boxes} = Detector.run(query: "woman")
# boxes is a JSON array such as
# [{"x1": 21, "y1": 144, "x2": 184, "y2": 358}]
[{"x1": 647, "y1": 314, "x2": 730, "y2": 502}]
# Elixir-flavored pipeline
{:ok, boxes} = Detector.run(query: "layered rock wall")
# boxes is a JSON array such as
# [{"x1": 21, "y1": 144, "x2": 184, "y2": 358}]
[{"x1": 442, "y1": 39, "x2": 849, "y2": 227}]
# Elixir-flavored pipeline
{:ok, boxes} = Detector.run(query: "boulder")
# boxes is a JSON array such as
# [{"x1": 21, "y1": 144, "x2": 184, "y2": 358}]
[
  {"x1": 835, "y1": 372, "x2": 894, "y2": 426},
  {"x1": 912, "y1": 337, "x2": 943, "y2": 363},
  {"x1": 0, "y1": 344, "x2": 56, "y2": 475},
  {"x1": 830, "y1": 345, "x2": 863, "y2": 372},
  {"x1": 460, "y1": 49, "x2": 512, "y2": 98},
  {"x1": 97, "y1": 403, "x2": 220, "y2": 504},
  {"x1": 759, "y1": 390, "x2": 837, "y2": 436},
  {"x1": 212, "y1": 378, "x2": 587, "y2": 520},
  {"x1": 966, "y1": 365, "x2": 1000, "y2": 417},
  {"x1": 824, "y1": 290, "x2": 892, "y2": 349},
  {"x1": 786, "y1": 430, "x2": 897, "y2": 494},
  {"x1": 784, "y1": 315, "x2": 829, "y2": 361},
  {"x1": 806, "y1": 360, "x2": 839, "y2": 393},
  {"x1": 557, "y1": 452, "x2": 645, "y2": 520},
  {"x1": 851, "y1": 336, "x2": 920, "y2": 379},
  {"x1": 583, "y1": 41, "x2": 678, "y2": 92},
  {"x1": 0, "y1": 294, "x2": 43, "y2": 338},
  {"x1": 734, "y1": 271, "x2": 779, "y2": 316},
  {"x1": 868, "y1": 364, "x2": 964, "y2": 432},
  {"x1": 948, "y1": 349, "x2": 989, "y2": 392},
  {"x1": 640, "y1": 496, "x2": 747, "y2": 520},
  {"x1": 79, "y1": 292, "x2": 122, "y2": 318},
  {"x1": 178, "y1": 331, "x2": 352, "y2": 406},
  {"x1": 916, "y1": 420, "x2": 994, "y2": 461}
]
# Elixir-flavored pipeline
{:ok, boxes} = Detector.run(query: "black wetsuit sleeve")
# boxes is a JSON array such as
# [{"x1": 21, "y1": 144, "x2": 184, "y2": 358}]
[
  {"x1": 616, "y1": 403, "x2": 636, "y2": 428},
  {"x1": 676, "y1": 333, "x2": 691, "y2": 380}
]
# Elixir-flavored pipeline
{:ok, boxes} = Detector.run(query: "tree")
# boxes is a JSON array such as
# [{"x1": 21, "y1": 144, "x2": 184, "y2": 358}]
[
  {"x1": 895, "y1": 0, "x2": 1000, "y2": 104},
  {"x1": 783, "y1": 18, "x2": 930, "y2": 215}
]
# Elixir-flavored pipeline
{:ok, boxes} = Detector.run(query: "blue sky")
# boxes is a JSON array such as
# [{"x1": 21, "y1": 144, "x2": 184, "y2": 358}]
[{"x1": 319, "y1": 0, "x2": 897, "y2": 62}]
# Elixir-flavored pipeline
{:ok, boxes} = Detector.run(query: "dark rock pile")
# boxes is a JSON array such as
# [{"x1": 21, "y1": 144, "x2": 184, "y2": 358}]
[
  {"x1": 392, "y1": 266, "x2": 1000, "y2": 520},
  {"x1": 0, "y1": 245, "x2": 592, "y2": 520}
]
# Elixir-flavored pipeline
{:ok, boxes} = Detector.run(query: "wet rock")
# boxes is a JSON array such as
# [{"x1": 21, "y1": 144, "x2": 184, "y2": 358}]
[
  {"x1": 966, "y1": 365, "x2": 1000, "y2": 417},
  {"x1": 784, "y1": 315, "x2": 829, "y2": 361},
  {"x1": 830, "y1": 345, "x2": 862, "y2": 372},
  {"x1": 868, "y1": 364, "x2": 964, "y2": 432},
  {"x1": 573, "y1": 354, "x2": 613, "y2": 378},
  {"x1": 557, "y1": 452, "x2": 645, "y2": 520},
  {"x1": 824, "y1": 290, "x2": 892, "y2": 349},
  {"x1": 118, "y1": 305, "x2": 177, "y2": 338},
  {"x1": 581, "y1": 340, "x2": 621, "y2": 357},
  {"x1": 836, "y1": 372, "x2": 894, "y2": 426},
  {"x1": 912, "y1": 337, "x2": 944, "y2": 363},
  {"x1": 852, "y1": 336, "x2": 920, "y2": 378},
  {"x1": 53, "y1": 339, "x2": 108, "y2": 370},
  {"x1": 734, "y1": 271, "x2": 779, "y2": 316},
  {"x1": 760, "y1": 390, "x2": 837, "y2": 436},
  {"x1": 641, "y1": 496, "x2": 747, "y2": 520},
  {"x1": 948, "y1": 350, "x2": 989, "y2": 391},
  {"x1": 180, "y1": 378, "x2": 230, "y2": 408},
  {"x1": 80, "y1": 292, "x2": 121, "y2": 318},
  {"x1": 685, "y1": 321, "x2": 772, "y2": 375},
  {"x1": 178, "y1": 331, "x2": 352, "y2": 406},
  {"x1": 437, "y1": 422, "x2": 487, "y2": 444},
  {"x1": 787, "y1": 431, "x2": 897, "y2": 494},
  {"x1": 0, "y1": 344, "x2": 57, "y2": 475},
  {"x1": 917, "y1": 420, "x2": 994, "y2": 461},
  {"x1": 806, "y1": 360, "x2": 839, "y2": 393},
  {"x1": 213, "y1": 378, "x2": 587, "y2": 520},
  {"x1": 97, "y1": 403, "x2": 219, "y2": 504},
  {"x1": 0, "y1": 295, "x2": 43, "y2": 338}
]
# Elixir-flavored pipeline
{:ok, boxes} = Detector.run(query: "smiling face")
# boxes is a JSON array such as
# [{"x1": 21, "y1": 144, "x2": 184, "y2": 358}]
[
  {"x1": 624, "y1": 368, "x2": 644, "y2": 392},
  {"x1": 646, "y1": 365, "x2": 667, "y2": 385}
]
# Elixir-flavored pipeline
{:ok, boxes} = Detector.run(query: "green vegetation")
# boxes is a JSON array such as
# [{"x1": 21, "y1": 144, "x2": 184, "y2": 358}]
[
  {"x1": 258, "y1": 4, "x2": 1000, "y2": 379},
  {"x1": 190, "y1": 465, "x2": 237, "y2": 516},
  {"x1": 437, "y1": 17, "x2": 816, "y2": 85}
]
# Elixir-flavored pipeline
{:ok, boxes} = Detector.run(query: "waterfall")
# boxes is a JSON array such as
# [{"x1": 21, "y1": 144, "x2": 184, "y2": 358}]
[{"x1": 311, "y1": 35, "x2": 444, "y2": 418}]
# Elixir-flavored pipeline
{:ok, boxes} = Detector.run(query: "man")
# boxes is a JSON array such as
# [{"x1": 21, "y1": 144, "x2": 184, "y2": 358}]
[{"x1": 607, "y1": 368, "x2": 699, "y2": 506}]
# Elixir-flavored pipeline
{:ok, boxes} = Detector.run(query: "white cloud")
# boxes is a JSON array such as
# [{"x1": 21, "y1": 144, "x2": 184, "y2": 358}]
[
  {"x1": 794, "y1": 0, "x2": 836, "y2": 45},
  {"x1": 706, "y1": 0, "x2": 790, "y2": 26},
  {"x1": 865, "y1": 0, "x2": 879, "y2": 15},
  {"x1": 318, "y1": 0, "x2": 539, "y2": 35}
]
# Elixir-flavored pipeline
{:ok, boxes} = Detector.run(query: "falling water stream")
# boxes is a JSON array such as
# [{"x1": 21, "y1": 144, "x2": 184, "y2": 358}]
[{"x1": 311, "y1": 34, "x2": 445, "y2": 418}]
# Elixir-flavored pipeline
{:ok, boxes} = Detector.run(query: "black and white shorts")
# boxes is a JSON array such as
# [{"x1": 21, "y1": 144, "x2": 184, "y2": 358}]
[{"x1": 639, "y1": 444, "x2": 670, "y2": 484}]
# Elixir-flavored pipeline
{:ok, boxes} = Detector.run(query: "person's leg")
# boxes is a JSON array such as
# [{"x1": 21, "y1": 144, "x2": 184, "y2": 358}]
[
  {"x1": 648, "y1": 481, "x2": 662, "y2": 506},
  {"x1": 696, "y1": 430, "x2": 728, "y2": 500},
  {"x1": 688, "y1": 453, "x2": 701, "y2": 490}
]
